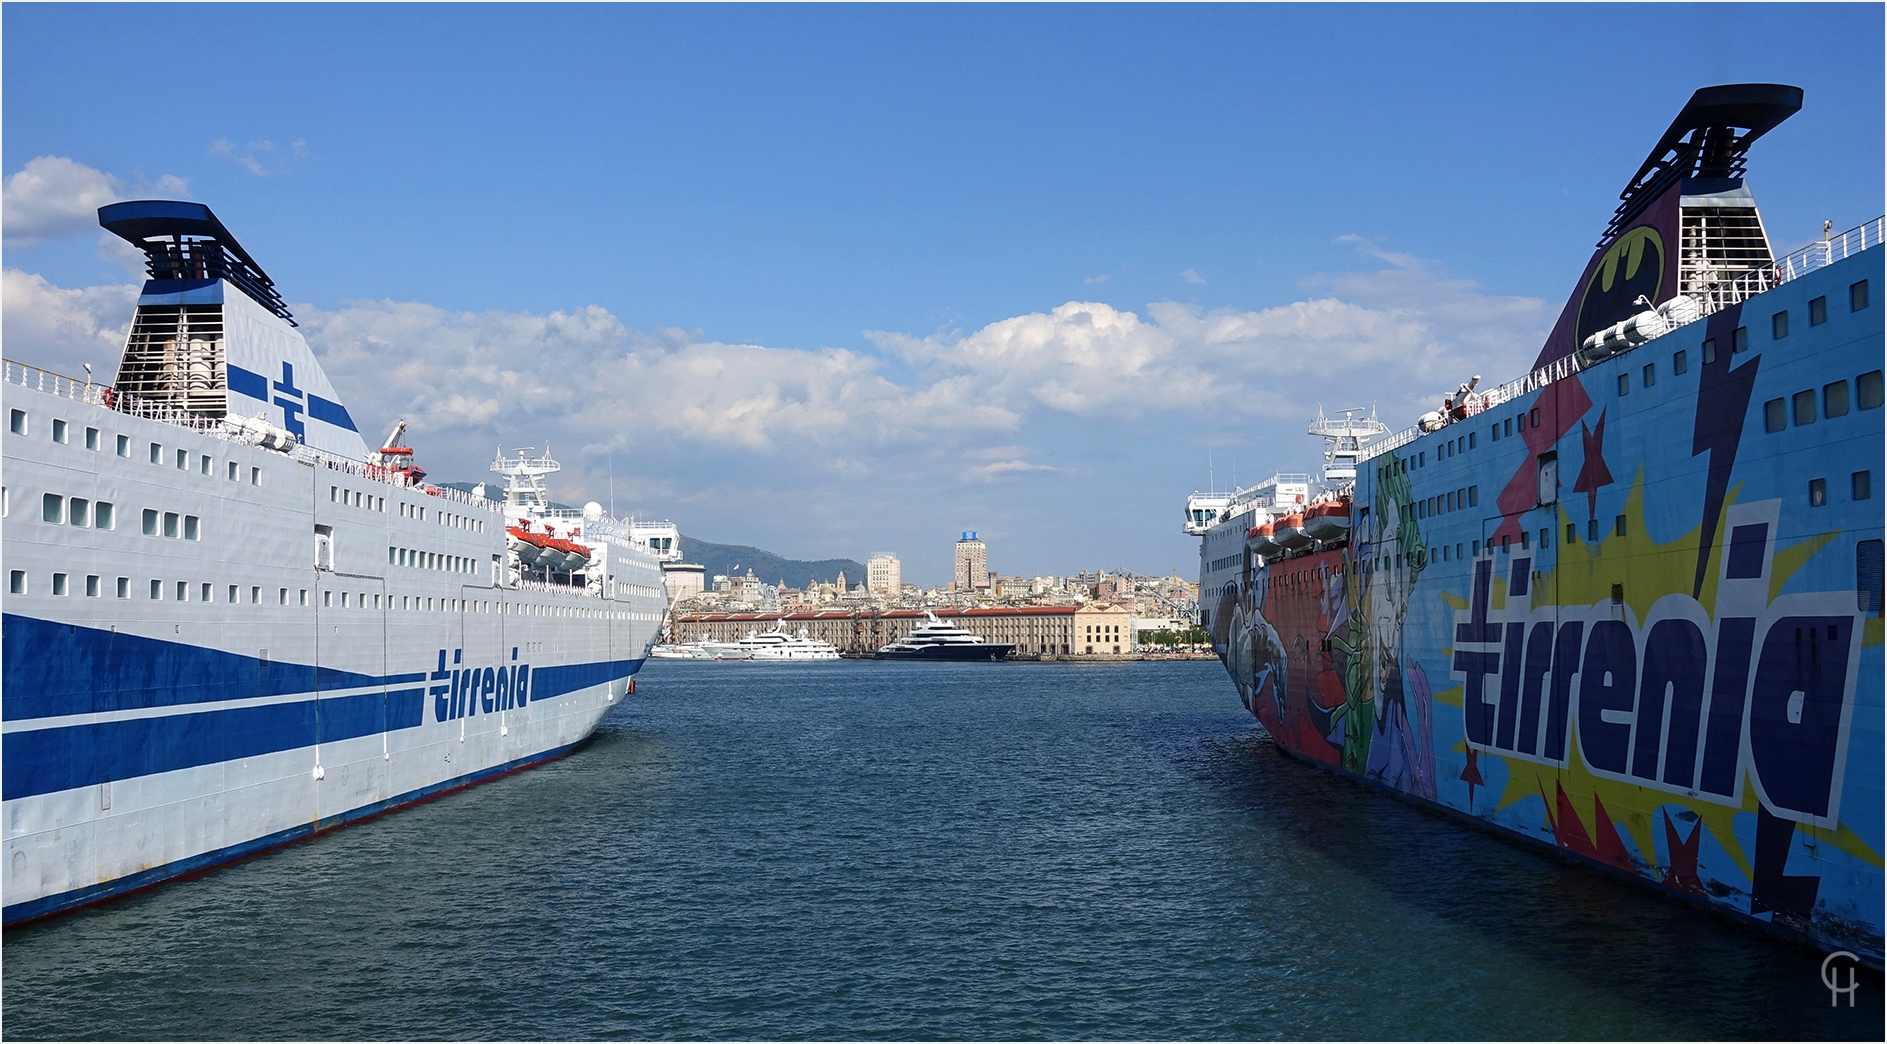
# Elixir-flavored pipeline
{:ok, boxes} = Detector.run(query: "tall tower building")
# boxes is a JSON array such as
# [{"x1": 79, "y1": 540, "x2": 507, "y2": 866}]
[
  {"x1": 867, "y1": 552, "x2": 902, "y2": 595},
  {"x1": 954, "y1": 532, "x2": 989, "y2": 592}
]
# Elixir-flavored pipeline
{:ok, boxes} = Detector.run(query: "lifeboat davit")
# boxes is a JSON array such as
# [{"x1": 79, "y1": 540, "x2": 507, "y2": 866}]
[
  {"x1": 507, "y1": 528, "x2": 544, "y2": 567},
  {"x1": 1274, "y1": 513, "x2": 1311, "y2": 551},
  {"x1": 1303, "y1": 501, "x2": 1351, "y2": 543},
  {"x1": 507, "y1": 525, "x2": 593, "y2": 574}
]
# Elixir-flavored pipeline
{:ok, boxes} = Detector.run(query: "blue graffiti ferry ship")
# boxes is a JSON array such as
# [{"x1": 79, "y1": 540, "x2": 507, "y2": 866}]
[
  {"x1": 2, "y1": 201, "x2": 678, "y2": 923},
  {"x1": 1187, "y1": 85, "x2": 1883, "y2": 963}
]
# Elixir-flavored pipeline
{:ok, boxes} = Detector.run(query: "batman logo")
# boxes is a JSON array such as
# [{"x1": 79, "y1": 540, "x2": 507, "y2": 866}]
[{"x1": 1574, "y1": 226, "x2": 1665, "y2": 344}]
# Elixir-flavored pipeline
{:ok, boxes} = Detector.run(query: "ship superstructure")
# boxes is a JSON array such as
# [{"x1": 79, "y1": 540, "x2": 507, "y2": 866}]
[
  {"x1": 1187, "y1": 85, "x2": 1884, "y2": 963},
  {"x1": 1, "y1": 201, "x2": 675, "y2": 923}
]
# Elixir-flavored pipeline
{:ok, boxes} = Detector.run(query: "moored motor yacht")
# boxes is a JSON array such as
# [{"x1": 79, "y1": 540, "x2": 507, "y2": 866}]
[
  {"x1": 875, "y1": 612, "x2": 1014, "y2": 661},
  {"x1": 734, "y1": 625, "x2": 841, "y2": 661}
]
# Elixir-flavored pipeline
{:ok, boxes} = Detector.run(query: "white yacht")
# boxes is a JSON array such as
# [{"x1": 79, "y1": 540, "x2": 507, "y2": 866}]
[
  {"x1": 647, "y1": 641, "x2": 714, "y2": 660},
  {"x1": 733, "y1": 626, "x2": 841, "y2": 661},
  {"x1": 874, "y1": 612, "x2": 1014, "y2": 661}
]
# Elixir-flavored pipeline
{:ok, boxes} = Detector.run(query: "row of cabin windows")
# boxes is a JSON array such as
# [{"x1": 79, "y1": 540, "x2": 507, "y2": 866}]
[
  {"x1": 149, "y1": 441, "x2": 263, "y2": 485},
  {"x1": 28, "y1": 493, "x2": 204, "y2": 541},
  {"x1": 5, "y1": 574, "x2": 299, "y2": 603},
  {"x1": 3, "y1": 570, "x2": 638, "y2": 620},
  {"x1": 390, "y1": 500, "x2": 488, "y2": 532},
  {"x1": 332, "y1": 486, "x2": 386, "y2": 512},
  {"x1": 1808, "y1": 471, "x2": 1874, "y2": 507},
  {"x1": 8, "y1": 410, "x2": 266, "y2": 485},
  {"x1": 331, "y1": 486, "x2": 489, "y2": 534},
  {"x1": 1616, "y1": 282, "x2": 1872, "y2": 398},
  {"x1": 1489, "y1": 410, "x2": 1537, "y2": 444},
  {"x1": 1770, "y1": 280, "x2": 1867, "y2": 340},
  {"x1": 390, "y1": 546, "x2": 480, "y2": 575},
  {"x1": 1415, "y1": 486, "x2": 1478, "y2": 520},
  {"x1": 1764, "y1": 371, "x2": 1883, "y2": 432},
  {"x1": 436, "y1": 509, "x2": 485, "y2": 533},
  {"x1": 33, "y1": 492, "x2": 116, "y2": 530}
]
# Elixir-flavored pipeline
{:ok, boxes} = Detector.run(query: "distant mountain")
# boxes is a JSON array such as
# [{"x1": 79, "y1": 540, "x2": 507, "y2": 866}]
[{"x1": 680, "y1": 535, "x2": 864, "y2": 589}]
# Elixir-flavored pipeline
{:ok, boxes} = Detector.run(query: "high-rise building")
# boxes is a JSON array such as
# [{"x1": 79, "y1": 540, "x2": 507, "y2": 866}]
[
  {"x1": 867, "y1": 552, "x2": 902, "y2": 595},
  {"x1": 954, "y1": 531, "x2": 989, "y2": 592}
]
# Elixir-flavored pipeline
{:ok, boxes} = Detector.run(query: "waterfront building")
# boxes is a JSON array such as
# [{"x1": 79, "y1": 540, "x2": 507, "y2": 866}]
[
  {"x1": 954, "y1": 531, "x2": 989, "y2": 591},
  {"x1": 1074, "y1": 602, "x2": 1132, "y2": 655},
  {"x1": 661, "y1": 561, "x2": 706, "y2": 602},
  {"x1": 867, "y1": 551, "x2": 901, "y2": 595},
  {"x1": 672, "y1": 605, "x2": 1088, "y2": 656}
]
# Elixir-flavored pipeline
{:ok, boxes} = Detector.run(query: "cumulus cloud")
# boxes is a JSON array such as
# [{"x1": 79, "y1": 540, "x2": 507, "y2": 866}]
[
  {"x1": 1181, "y1": 267, "x2": 1206, "y2": 285},
  {"x1": 1, "y1": 234, "x2": 1549, "y2": 515},
  {"x1": 0, "y1": 269, "x2": 139, "y2": 375},
  {"x1": 873, "y1": 243, "x2": 1550, "y2": 427},
  {"x1": 2, "y1": 156, "x2": 187, "y2": 248},
  {"x1": 210, "y1": 138, "x2": 310, "y2": 178},
  {"x1": 295, "y1": 297, "x2": 1018, "y2": 461}
]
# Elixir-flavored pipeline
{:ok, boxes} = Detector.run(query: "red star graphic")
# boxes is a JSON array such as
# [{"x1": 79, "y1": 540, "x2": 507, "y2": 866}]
[
  {"x1": 1459, "y1": 747, "x2": 1483, "y2": 809},
  {"x1": 1661, "y1": 809, "x2": 1706, "y2": 898},
  {"x1": 1490, "y1": 374, "x2": 1593, "y2": 543},
  {"x1": 1570, "y1": 409, "x2": 1614, "y2": 522}
]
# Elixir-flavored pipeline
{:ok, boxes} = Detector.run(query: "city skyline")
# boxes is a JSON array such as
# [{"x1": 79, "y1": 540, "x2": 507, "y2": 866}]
[{"x1": 4, "y1": 5, "x2": 1881, "y2": 584}]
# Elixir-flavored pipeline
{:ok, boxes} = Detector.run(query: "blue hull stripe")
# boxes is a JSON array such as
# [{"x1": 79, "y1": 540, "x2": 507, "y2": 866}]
[
  {"x1": 2, "y1": 614, "x2": 634, "y2": 718},
  {"x1": 529, "y1": 659, "x2": 641, "y2": 701},
  {"x1": 2, "y1": 690, "x2": 426, "y2": 801},
  {"x1": 1, "y1": 737, "x2": 592, "y2": 926},
  {"x1": 2, "y1": 614, "x2": 386, "y2": 720}
]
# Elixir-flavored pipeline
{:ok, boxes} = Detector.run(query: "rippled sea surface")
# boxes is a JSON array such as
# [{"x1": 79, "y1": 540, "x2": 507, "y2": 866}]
[{"x1": 3, "y1": 660, "x2": 1879, "y2": 1040}]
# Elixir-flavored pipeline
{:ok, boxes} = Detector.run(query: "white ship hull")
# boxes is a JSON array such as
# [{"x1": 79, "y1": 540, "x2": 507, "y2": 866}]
[{"x1": 2, "y1": 375, "x2": 668, "y2": 922}]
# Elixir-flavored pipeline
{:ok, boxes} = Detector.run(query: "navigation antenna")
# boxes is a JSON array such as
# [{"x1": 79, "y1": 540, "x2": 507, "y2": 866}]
[
  {"x1": 490, "y1": 446, "x2": 561, "y2": 511},
  {"x1": 1307, "y1": 406, "x2": 1389, "y2": 490}
]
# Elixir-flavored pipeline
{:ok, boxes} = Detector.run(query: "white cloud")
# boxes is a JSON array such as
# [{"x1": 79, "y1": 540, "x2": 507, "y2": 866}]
[
  {"x1": 210, "y1": 139, "x2": 310, "y2": 178},
  {"x1": 0, "y1": 269, "x2": 139, "y2": 375},
  {"x1": 2, "y1": 235, "x2": 1548, "y2": 531},
  {"x1": 1083, "y1": 273, "x2": 1110, "y2": 284},
  {"x1": 295, "y1": 297, "x2": 1019, "y2": 462},
  {"x1": 1181, "y1": 267, "x2": 1206, "y2": 284},
  {"x1": 96, "y1": 231, "x2": 150, "y2": 279},
  {"x1": 874, "y1": 243, "x2": 1550, "y2": 428},
  {"x1": 959, "y1": 458, "x2": 1062, "y2": 483},
  {"x1": 2, "y1": 157, "x2": 186, "y2": 248}
]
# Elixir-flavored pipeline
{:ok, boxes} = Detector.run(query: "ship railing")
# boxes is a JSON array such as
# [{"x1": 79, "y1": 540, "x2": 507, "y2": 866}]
[
  {"x1": 1358, "y1": 216, "x2": 1883, "y2": 464},
  {"x1": 295, "y1": 449, "x2": 498, "y2": 512},
  {"x1": 1361, "y1": 352, "x2": 1585, "y2": 462},
  {"x1": 508, "y1": 576, "x2": 608, "y2": 599},
  {"x1": 1701, "y1": 216, "x2": 1884, "y2": 314},
  {"x1": 4, "y1": 360, "x2": 232, "y2": 432},
  {"x1": 4, "y1": 359, "x2": 499, "y2": 512}
]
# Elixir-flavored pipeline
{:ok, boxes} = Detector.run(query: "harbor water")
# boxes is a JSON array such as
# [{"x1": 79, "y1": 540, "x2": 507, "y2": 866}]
[{"x1": 2, "y1": 660, "x2": 1877, "y2": 1039}]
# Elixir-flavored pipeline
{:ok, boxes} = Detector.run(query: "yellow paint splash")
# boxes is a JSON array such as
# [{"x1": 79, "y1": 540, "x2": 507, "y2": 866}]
[{"x1": 1483, "y1": 470, "x2": 1871, "y2": 882}]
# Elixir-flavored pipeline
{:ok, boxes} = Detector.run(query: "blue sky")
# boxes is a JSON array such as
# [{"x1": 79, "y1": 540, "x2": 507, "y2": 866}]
[{"x1": 6, "y1": 4, "x2": 1881, "y2": 584}]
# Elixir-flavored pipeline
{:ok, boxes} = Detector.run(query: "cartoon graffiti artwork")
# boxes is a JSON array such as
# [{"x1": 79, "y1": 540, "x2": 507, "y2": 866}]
[{"x1": 1207, "y1": 345, "x2": 1884, "y2": 964}]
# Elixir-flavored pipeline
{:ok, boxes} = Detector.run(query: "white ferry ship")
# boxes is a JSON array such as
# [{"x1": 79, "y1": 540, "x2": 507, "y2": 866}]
[{"x1": 1, "y1": 200, "x2": 679, "y2": 923}]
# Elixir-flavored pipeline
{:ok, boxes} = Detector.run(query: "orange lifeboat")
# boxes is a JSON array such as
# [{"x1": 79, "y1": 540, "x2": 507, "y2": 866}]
[
  {"x1": 1247, "y1": 521, "x2": 1281, "y2": 558},
  {"x1": 1303, "y1": 499, "x2": 1351, "y2": 544},
  {"x1": 1274, "y1": 512, "x2": 1310, "y2": 551}
]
